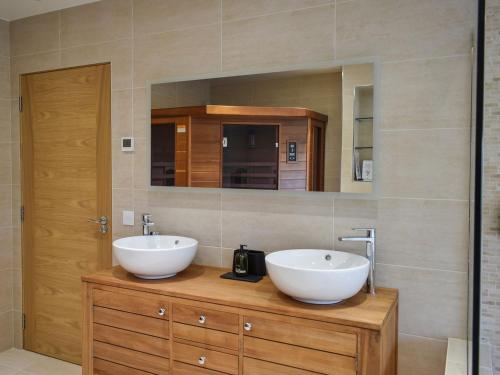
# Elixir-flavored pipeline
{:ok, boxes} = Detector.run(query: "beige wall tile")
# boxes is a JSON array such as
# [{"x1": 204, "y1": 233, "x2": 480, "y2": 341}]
[
  {"x1": 380, "y1": 56, "x2": 471, "y2": 130},
  {"x1": 222, "y1": 0, "x2": 332, "y2": 21},
  {"x1": 0, "y1": 227, "x2": 12, "y2": 270},
  {"x1": 10, "y1": 12, "x2": 60, "y2": 57},
  {"x1": 336, "y1": 0, "x2": 474, "y2": 61},
  {"x1": 133, "y1": 0, "x2": 220, "y2": 37},
  {"x1": 12, "y1": 269, "x2": 20, "y2": 312},
  {"x1": 146, "y1": 190, "x2": 221, "y2": 246},
  {"x1": 10, "y1": 51, "x2": 61, "y2": 98},
  {"x1": 222, "y1": 5, "x2": 334, "y2": 71},
  {"x1": 0, "y1": 99, "x2": 10, "y2": 143},
  {"x1": 133, "y1": 137, "x2": 147, "y2": 189},
  {"x1": 376, "y1": 198, "x2": 469, "y2": 272},
  {"x1": 61, "y1": 39, "x2": 132, "y2": 90},
  {"x1": 133, "y1": 88, "x2": 149, "y2": 138},
  {"x1": 221, "y1": 191, "x2": 334, "y2": 251},
  {"x1": 0, "y1": 142, "x2": 11, "y2": 185},
  {"x1": 377, "y1": 263, "x2": 467, "y2": 340},
  {"x1": 0, "y1": 20, "x2": 9, "y2": 56},
  {"x1": 193, "y1": 246, "x2": 222, "y2": 268},
  {"x1": 9, "y1": 100, "x2": 18, "y2": 144},
  {"x1": 0, "y1": 184, "x2": 11, "y2": 227},
  {"x1": 0, "y1": 311, "x2": 13, "y2": 351},
  {"x1": 12, "y1": 229, "x2": 20, "y2": 269},
  {"x1": 398, "y1": 334, "x2": 447, "y2": 375},
  {"x1": 134, "y1": 25, "x2": 220, "y2": 87},
  {"x1": 0, "y1": 56, "x2": 10, "y2": 100},
  {"x1": 111, "y1": 90, "x2": 133, "y2": 139},
  {"x1": 378, "y1": 129, "x2": 470, "y2": 200},
  {"x1": 12, "y1": 311, "x2": 22, "y2": 348},
  {"x1": 61, "y1": 0, "x2": 132, "y2": 48},
  {"x1": 111, "y1": 138, "x2": 133, "y2": 189},
  {"x1": 0, "y1": 269, "x2": 13, "y2": 313},
  {"x1": 10, "y1": 185, "x2": 20, "y2": 227}
]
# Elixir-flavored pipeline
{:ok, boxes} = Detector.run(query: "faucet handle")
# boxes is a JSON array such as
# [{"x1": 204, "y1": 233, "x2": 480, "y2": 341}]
[{"x1": 352, "y1": 227, "x2": 376, "y2": 236}]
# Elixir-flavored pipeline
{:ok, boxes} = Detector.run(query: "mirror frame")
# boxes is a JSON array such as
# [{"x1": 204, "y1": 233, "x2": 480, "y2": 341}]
[{"x1": 145, "y1": 58, "x2": 381, "y2": 198}]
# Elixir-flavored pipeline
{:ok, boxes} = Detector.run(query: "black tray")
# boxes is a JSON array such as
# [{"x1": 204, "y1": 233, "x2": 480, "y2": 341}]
[{"x1": 220, "y1": 272, "x2": 262, "y2": 283}]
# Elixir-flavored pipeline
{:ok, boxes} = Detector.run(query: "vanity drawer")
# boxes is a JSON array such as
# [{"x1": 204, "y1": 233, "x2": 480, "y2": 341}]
[
  {"x1": 173, "y1": 304, "x2": 238, "y2": 333},
  {"x1": 94, "y1": 341, "x2": 169, "y2": 374},
  {"x1": 93, "y1": 323, "x2": 169, "y2": 358},
  {"x1": 172, "y1": 342, "x2": 239, "y2": 374},
  {"x1": 173, "y1": 361, "x2": 228, "y2": 375},
  {"x1": 173, "y1": 322, "x2": 239, "y2": 350},
  {"x1": 94, "y1": 306, "x2": 169, "y2": 338},
  {"x1": 242, "y1": 314, "x2": 357, "y2": 356},
  {"x1": 94, "y1": 358, "x2": 157, "y2": 375},
  {"x1": 243, "y1": 357, "x2": 321, "y2": 375},
  {"x1": 244, "y1": 337, "x2": 356, "y2": 375},
  {"x1": 93, "y1": 288, "x2": 169, "y2": 319}
]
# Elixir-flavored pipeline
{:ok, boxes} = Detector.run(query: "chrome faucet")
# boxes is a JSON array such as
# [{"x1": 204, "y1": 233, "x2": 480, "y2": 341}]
[
  {"x1": 142, "y1": 213, "x2": 155, "y2": 235},
  {"x1": 338, "y1": 228, "x2": 376, "y2": 295}
]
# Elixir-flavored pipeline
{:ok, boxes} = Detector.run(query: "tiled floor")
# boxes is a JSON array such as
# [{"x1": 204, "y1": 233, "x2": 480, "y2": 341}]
[{"x1": 0, "y1": 348, "x2": 81, "y2": 375}]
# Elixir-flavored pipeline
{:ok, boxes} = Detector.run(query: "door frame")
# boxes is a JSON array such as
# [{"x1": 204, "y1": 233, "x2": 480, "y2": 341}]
[{"x1": 19, "y1": 63, "x2": 112, "y2": 358}]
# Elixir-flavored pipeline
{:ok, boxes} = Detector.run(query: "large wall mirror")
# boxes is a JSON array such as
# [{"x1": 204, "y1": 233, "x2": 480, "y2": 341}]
[{"x1": 149, "y1": 63, "x2": 374, "y2": 193}]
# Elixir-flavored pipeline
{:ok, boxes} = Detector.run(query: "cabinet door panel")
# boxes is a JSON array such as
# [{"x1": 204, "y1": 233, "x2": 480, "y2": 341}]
[{"x1": 243, "y1": 357, "x2": 321, "y2": 375}]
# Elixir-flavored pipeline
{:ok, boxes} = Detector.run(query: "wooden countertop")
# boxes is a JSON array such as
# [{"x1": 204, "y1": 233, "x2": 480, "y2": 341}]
[{"x1": 82, "y1": 265, "x2": 398, "y2": 331}]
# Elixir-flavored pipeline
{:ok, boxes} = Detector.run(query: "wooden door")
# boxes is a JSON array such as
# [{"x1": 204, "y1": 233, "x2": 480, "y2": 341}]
[{"x1": 20, "y1": 64, "x2": 112, "y2": 364}]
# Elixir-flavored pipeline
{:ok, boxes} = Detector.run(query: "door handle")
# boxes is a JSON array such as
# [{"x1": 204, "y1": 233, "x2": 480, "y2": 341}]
[{"x1": 87, "y1": 216, "x2": 109, "y2": 234}]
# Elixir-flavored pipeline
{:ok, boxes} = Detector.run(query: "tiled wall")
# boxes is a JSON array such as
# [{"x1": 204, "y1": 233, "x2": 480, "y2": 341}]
[
  {"x1": 482, "y1": 0, "x2": 500, "y2": 373},
  {"x1": 0, "y1": 19, "x2": 13, "y2": 351},
  {"x1": 6, "y1": 1, "x2": 474, "y2": 373}
]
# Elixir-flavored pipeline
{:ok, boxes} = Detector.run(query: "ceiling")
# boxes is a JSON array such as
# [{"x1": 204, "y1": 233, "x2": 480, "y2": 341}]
[{"x1": 0, "y1": 0, "x2": 99, "y2": 21}]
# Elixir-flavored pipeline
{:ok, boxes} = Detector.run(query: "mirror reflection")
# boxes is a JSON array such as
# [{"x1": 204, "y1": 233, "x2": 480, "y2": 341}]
[{"x1": 150, "y1": 63, "x2": 373, "y2": 193}]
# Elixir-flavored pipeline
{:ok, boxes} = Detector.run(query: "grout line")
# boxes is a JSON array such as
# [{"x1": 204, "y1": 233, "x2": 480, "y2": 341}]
[
  {"x1": 219, "y1": 0, "x2": 223, "y2": 72},
  {"x1": 378, "y1": 127, "x2": 470, "y2": 133},
  {"x1": 133, "y1": 22, "x2": 220, "y2": 41},
  {"x1": 382, "y1": 53, "x2": 471, "y2": 65},
  {"x1": 376, "y1": 261, "x2": 468, "y2": 274},
  {"x1": 222, "y1": 2, "x2": 335, "y2": 24},
  {"x1": 399, "y1": 332, "x2": 449, "y2": 343},
  {"x1": 377, "y1": 196, "x2": 469, "y2": 202},
  {"x1": 333, "y1": 0, "x2": 337, "y2": 61}
]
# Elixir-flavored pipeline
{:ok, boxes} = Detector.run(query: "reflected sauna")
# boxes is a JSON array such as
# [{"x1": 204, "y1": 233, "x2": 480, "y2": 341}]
[{"x1": 151, "y1": 105, "x2": 327, "y2": 191}]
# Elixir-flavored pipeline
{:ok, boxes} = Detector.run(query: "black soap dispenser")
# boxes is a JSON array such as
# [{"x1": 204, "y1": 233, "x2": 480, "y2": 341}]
[{"x1": 233, "y1": 244, "x2": 249, "y2": 277}]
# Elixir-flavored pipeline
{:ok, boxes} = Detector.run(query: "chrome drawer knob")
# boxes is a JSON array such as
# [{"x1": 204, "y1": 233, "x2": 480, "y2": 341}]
[
  {"x1": 244, "y1": 322, "x2": 252, "y2": 331},
  {"x1": 158, "y1": 307, "x2": 166, "y2": 317},
  {"x1": 198, "y1": 315, "x2": 206, "y2": 324},
  {"x1": 198, "y1": 356, "x2": 206, "y2": 365}
]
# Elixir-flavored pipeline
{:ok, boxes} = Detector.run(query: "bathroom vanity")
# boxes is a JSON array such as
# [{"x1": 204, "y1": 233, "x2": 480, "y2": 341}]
[{"x1": 82, "y1": 265, "x2": 398, "y2": 375}]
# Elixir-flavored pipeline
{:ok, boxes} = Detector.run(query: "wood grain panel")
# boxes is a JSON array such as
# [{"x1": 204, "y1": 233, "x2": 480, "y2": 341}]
[
  {"x1": 173, "y1": 304, "x2": 239, "y2": 333},
  {"x1": 94, "y1": 306, "x2": 169, "y2": 338},
  {"x1": 172, "y1": 342, "x2": 238, "y2": 375},
  {"x1": 94, "y1": 341, "x2": 169, "y2": 374},
  {"x1": 190, "y1": 118, "x2": 221, "y2": 188},
  {"x1": 243, "y1": 336, "x2": 356, "y2": 375},
  {"x1": 242, "y1": 314, "x2": 357, "y2": 356},
  {"x1": 93, "y1": 323, "x2": 169, "y2": 358},
  {"x1": 21, "y1": 64, "x2": 111, "y2": 364},
  {"x1": 173, "y1": 322, "x2": 239, "y2": 350},
  {"x1": 243, "y1": 357, "x2": 321, "y2": 375},
  {"x1": 173, "y1": 361, "x2": 226, "y2": 375},
  {"x1": 94, "y1": 358, "x2": 156, "y2": 375},
  {"x1": 279, "y1": 119, "x2": 308, "y2": 190},
  {"x1": 93, "y1": 288, "x2": 169, "y2": 319}
]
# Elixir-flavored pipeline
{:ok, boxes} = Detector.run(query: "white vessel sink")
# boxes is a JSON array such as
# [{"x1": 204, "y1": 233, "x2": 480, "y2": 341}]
[
  {"x1": 113, "y1": 235, "x2": 198, "y2": 279},
  {"x1": 265, "y1": 249, "x2": 369, "y2": 304}
]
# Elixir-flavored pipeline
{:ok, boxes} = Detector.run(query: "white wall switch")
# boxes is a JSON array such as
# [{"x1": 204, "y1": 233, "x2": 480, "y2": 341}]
[{"x1": 122, "y1": 210, "x2": 135, "y2": 226}]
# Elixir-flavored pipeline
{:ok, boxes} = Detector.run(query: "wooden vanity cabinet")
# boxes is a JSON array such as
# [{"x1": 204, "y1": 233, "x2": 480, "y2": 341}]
[{"x1": 83, "y1": 266, "x2": 398, "y2": 375}]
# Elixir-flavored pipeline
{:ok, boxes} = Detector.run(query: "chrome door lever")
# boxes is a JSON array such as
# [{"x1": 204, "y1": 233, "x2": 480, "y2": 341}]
[{"x1": 87, "y1": 216, "x2": 109, "y2": 234}]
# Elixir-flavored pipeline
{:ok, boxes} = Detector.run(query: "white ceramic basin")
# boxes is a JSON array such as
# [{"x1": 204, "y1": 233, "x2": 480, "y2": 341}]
[
  {"x1": 113, "y1": 235, "x2": 198, "y2": 279},
  {"x1": 265, "y1": 249, "x2": 369, "y2": 304}
]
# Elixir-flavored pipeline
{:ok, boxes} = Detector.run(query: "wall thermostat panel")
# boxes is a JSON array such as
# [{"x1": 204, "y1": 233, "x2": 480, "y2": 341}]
[{"x1": 121, "y1": 137, "x2": 134, "y2": 152}]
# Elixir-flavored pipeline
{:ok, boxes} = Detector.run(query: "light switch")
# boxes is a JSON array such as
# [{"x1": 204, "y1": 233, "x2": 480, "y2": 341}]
[{"x1": 122, "y1": 210, "x2": 135, "y2": 226}]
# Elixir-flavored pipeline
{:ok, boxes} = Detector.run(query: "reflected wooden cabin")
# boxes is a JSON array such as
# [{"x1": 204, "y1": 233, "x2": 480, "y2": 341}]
[{"x1": 151, "y1": 105, "x2": 327, "y2": 191}]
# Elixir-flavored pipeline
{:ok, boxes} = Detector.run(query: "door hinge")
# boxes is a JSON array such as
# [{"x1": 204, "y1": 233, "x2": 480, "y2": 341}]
[
  {"x1": 20, "y1": 206, "x2": 24, "y2": 222},
  {"x1": 19, "y1": 96, "x2": 23, "y2": 113},
  {"x1": 22, "y1": 313, "x2": 26, "y2": 330}
]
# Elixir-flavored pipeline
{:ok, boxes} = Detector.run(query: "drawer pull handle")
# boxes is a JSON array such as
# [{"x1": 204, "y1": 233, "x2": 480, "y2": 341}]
[
  {"x1": 198, "y1": 356, "x2": 206, "y2": 365},
  {"x1": 244, "y1": 322, "x2": 252, "y2": 331},
  {"x1": 198, "y1": 315, "x2": 206, "y2": 324},
  {"x1": 158, "y1": 307, "x2": 166, "y2": 317}
]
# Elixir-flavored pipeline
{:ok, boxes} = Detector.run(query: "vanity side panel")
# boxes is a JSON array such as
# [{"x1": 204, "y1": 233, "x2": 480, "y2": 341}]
[
  {"x1": 380, "y1": 302, "x2": 398, "y2": 375},
  {"x1": 82, "y1": 281, "x2": 93, "y2": 375}
]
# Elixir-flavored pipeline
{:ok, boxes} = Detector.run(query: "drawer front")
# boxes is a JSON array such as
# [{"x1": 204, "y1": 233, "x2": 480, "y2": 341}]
[
  {"x1": 172, "y1": 342, "x2": 239, "y2": 375},
  {"x1": 94, "y1": 341, "x2": 169, "y2": 374},
  {"x1": 173, "y1": 304, "x2": 238, "y2": 333},
  {"x1": 244, "y1": 337, "x2": 356, "y2": 375},
  {"x1": 173, "y1": 361, "x2": 227, "y2": 375},
  {"x1": 173, "y1": 322, "x2": 238, "y2": 350},
  {"x1": 94, "y1": 323, "x2": 169, "y2": 358},
  {"x1": 94, "y1": 306, "x2": 169, "y2": 338},
  {"x1": 93, "y1": 288, "x2": 169, "y2": 319},
  {"x1": 243, "y1": 357, "x2": 321, "y2": 375},
  {"x1": 94, "y1": 358, "x2": 157, "y2": 375},
  {"x1": 243, "y1": 314, "x2": 357, "y2": 357}
]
